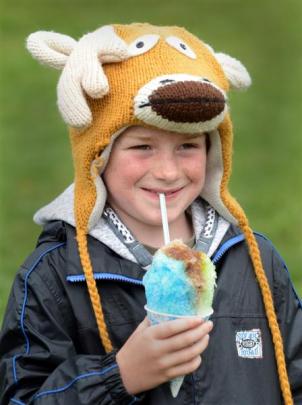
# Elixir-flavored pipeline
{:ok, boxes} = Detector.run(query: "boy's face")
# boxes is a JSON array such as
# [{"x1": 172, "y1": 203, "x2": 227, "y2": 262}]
[{"x1": 103, "y1": 126, "x2": 207, "y2": 233}]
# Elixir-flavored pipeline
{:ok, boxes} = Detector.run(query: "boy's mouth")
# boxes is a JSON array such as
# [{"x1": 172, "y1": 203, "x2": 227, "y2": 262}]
[{"x1": 141, "y1": 187, "x2": 184, "y2": 197}]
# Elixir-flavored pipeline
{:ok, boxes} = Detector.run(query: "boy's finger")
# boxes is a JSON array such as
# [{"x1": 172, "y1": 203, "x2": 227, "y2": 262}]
[
  {"x1": 163, "y1": 334, "x2": 210, "y2": 369},
  {"x1": 151, "y1": 317, "x2": 203, "y2": 339},
  {"x1": 167, "y1": 355, "x2": 202, "y2": 380},
  {"x1": 134, "y1": 317, "x2": 150, "y2": 334},
  {"x1": 162, "y1": 321, "x2": 213, "y2": 352}
]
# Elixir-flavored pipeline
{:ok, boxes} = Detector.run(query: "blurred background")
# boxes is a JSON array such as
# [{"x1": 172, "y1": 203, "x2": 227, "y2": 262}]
[{"x1": 1, "y1": 0, "x2": 301, "y2": 323}]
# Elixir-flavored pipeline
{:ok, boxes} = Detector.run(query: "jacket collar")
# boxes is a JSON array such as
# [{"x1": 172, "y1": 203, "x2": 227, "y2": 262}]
[
  {"x1": 63, "y1": 222, "x2": 145, "y2": 280},
  {"x1": 38, "y1": 220, "x2": 242, "y2": 282}
]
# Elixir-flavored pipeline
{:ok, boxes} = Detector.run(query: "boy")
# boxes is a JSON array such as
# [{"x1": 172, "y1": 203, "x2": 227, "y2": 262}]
[{"x1": 0, "y1": 23, "x2": 301, "y2": 404}]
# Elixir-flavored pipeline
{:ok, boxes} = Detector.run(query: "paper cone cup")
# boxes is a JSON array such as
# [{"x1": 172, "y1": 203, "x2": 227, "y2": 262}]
[
  {"x1": 170, "y1": 375, "x2": 184, "y2": 398},
  {"x1": 144, "y1": 305, "x2": 213, "y2": 397}
]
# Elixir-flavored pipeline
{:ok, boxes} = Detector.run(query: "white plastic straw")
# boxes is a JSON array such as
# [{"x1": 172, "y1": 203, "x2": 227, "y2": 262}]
[{"x1": 159, "y1": 193, "x2": 170, "y2": 245}]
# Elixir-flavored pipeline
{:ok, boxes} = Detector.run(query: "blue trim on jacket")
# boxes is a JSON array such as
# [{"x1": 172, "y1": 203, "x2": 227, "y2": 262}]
[
  {"x1": 11, "y1": 364, "x2": 139, "y2": 404},
  {"x1": 12, "y1": 242, "x2": 66, "y2": 384},
  {"x1": 212, "y1": 234, "x2": 245, "y2": 263},
  {"x1": 10, "y1": 399, "x2": 25, "y2": 405},
  {"x1": 32, "y1": 364, "x2": 118, "y2": 401},
  {"x1": 254, "y1": 232, "x2": 302, "y2": 308}
]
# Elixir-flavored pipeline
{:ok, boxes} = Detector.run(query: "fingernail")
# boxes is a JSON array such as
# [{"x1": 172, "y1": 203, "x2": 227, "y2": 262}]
[
  {"x1": 192, "y1": 317, "x2": 203, "y2": 323},
  {"x1": 207, "y1": 320, "x2": 214, "y2": 330}
]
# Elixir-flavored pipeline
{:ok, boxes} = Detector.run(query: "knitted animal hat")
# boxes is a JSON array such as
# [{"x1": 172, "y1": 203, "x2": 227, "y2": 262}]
[{"x1": 27, "y1": 23, "x2": 293, "y2": 404}]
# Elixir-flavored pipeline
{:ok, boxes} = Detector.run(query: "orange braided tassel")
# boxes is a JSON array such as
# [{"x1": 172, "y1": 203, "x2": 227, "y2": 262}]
[
  {"x1": 76, "y1": 230, "x2": 113, "y2": 353},
  {"x1": 218, "y1": 116, "x2": 293, "y2": 404},
  {"x1": 238, "y1": 218, "x2": 293, "y2": 405}
]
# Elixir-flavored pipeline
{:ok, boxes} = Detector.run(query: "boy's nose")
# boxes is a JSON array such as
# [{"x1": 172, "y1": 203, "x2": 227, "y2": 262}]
[{"x1": 152, "y1": 154, "x2": 180, "y2": 182}]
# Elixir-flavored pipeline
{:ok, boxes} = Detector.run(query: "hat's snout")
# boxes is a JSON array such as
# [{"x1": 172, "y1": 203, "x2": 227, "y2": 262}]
[
  {"x1": 148, "y1": 80, "x2": 225, "y2": 123},
  {"x1": 134, "y1": 74, "x2": 228, "y2": 133}
]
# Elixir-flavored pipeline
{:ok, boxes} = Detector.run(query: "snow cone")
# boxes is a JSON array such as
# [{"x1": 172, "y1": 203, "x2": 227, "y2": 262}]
[{"x1": 143, "y1": 239, "x2": 216, "y2": 397}]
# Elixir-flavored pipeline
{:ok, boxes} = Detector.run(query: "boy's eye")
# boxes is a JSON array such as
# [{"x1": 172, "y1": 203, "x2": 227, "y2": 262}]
[
  {"x1": 129, "y1": 144, "x2": 152, "y2": 150},
  {"x1": 180, "y1": 143, "x2": 199, "y2": 149}
]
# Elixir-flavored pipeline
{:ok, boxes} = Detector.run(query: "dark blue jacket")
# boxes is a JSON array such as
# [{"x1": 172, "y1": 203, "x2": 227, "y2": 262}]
[{"x1": 1, "y1": 221, "x2": 301, "y2": 404}]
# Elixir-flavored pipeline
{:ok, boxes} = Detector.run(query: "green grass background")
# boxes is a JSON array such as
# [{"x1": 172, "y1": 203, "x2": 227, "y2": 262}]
[{"x1": 1, "y1": 0, "x2": 301, "y2": 324}]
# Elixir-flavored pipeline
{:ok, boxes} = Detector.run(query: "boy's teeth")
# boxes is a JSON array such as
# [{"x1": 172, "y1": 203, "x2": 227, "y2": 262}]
[
  {"x1": 159, "y1": 190, "x2": 177, "y2": 195},
  {"x1": 144, "y1": 188, "x2": 179, "y2": 195}
]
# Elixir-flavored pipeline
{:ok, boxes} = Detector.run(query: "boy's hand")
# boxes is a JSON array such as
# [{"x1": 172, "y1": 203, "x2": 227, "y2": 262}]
[{"x1": 116, "y1": 316, "x2": 213, "y2": 395}]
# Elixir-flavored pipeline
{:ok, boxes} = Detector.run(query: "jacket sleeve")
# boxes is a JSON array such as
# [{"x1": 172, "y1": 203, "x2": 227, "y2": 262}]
[
  {"x1": 272, "y1": 248, "x2": 302, "y2": 403},
  {"x1": 0, "y1": 248, "x2": 139, "y2": 405}
]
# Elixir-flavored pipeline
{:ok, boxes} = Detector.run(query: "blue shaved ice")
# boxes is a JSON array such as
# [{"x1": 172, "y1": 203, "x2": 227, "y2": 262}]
[{"x1": 143, "y1": 241, "x2": 216, "y2": 317}]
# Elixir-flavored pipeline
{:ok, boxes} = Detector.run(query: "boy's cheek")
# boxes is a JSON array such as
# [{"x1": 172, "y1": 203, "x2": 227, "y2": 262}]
[{"x1": 186, "y1": 161, "x2": 206, "y2": 181}]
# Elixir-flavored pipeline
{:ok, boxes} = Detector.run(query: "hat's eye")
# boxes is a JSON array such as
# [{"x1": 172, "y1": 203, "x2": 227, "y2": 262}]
[
  {"x1": 129, "y1": 35, "x2": 160, "y2": 56},
  {"x1": 165, "y1": 36, "x2": 196, "y2": 59}
]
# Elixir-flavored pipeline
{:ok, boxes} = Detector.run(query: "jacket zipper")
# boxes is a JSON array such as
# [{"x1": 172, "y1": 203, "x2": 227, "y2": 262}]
[{"x1": 67, "y1": 273, "x2": 143, "y2": 285}]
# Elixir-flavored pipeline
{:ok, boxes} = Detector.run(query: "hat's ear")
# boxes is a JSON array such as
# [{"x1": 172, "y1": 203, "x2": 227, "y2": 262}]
[
  {"x1": 215, "y1": 52, "x2": 252, "y2": 90},
  {"x1": 26, "y1": 31, "x2": 77, "y2": 70}
]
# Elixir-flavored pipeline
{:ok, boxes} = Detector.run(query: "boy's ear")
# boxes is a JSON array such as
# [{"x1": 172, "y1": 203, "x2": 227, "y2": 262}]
[
  {"x1": 26, "y1": 31, "x2": 77, "y2": 70},
  {"x1": 215, "y1": 52, "x2": 252, "y2": 90}
]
